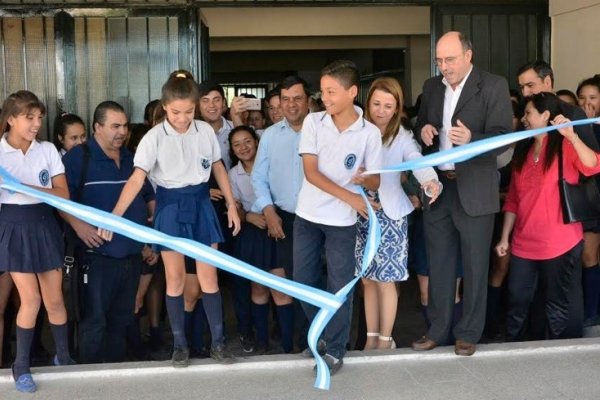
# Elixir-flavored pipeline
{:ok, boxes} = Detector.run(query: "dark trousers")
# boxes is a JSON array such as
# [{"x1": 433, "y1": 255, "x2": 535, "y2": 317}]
[
  {"x1": 506, "y1": 241, "x2": 584, "y2": 340},
  {"x1": 423, "y1": 178, "x2": 495, "y2": 344},
  {"x1": 278, "y1": 208, "x2": 308, "y2": 349},
  {"x1": 80, "y1": 252, "x2": 141, "y2": 363},
  {"x1": 293, "y1": 216, "x2": 355, "y2": 359}
]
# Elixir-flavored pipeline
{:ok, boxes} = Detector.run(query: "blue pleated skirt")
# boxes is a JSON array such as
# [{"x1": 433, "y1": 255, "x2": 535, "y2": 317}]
[
  {"x1": 0, "y1": 203, "x2": 64, "y2": 273},
  {"x1": 153, "y1": 184, "x2": 224, "y2": 252},
  {"x1": 234, "y1": 222, "x2": 276, "y2": 272}
]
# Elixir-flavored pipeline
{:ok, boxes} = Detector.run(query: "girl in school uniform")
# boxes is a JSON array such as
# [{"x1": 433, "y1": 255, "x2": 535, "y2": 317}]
[
  {"x1": 99, "y1": 75, "x2": 241, "y2": 366},
  {"x1": 228, "y1": 126, "x2": 294, "y2": 354},
  {"x1": 354, "y1": 77, "x2": 442, "y2": 350},
  {"x1": 52, "y1": 112, "x2": 87, "y2": 156},
  {"x1": 0, "y1": 90, "x2": 74, "y2": 393}
]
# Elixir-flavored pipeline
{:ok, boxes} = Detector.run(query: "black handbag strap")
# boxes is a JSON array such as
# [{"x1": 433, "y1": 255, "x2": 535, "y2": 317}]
[{"x1": 558, "y1": 138, "x2": 564, "y2": 180}]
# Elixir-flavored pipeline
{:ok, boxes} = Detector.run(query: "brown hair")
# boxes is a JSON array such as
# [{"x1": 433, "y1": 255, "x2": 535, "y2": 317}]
[
  {"x1": 321, "y1": 60, "x2": 359, "y2": 90},
  {"x1": 0, "y1": 90, "x2": 46, "y2": 134},
  {"x1": 365, "y1": 77, "x2": 404, "y2": 147}
]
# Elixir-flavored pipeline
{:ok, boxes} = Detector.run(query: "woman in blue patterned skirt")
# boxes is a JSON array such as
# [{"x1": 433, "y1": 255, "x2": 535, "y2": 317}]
[{"x1": 355, "y1": 78, "x2": 442, "y2": 350}]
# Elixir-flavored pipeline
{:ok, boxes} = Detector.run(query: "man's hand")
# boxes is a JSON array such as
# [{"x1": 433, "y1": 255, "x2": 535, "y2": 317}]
[
  {"x1": 72, "y1": 219, "x2": 105, "y2": 248},
  {"x1": 420, "y1": 124, "x2": 438, "y2": 146},
  {"x1": 263, "y1": 206, "x2": 285, "y2": 239},
  {"x1": 448, "y1": 119, "x2": 472, "y2": 145}
]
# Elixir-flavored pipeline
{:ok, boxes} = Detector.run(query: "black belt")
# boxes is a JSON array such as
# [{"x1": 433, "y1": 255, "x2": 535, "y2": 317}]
[{"x1": 438, "y1": 170, "x2": 457, "y2": 180}]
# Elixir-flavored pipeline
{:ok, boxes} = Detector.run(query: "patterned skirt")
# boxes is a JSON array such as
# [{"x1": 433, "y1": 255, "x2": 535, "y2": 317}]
[{"x1": 355, "y1": 208, "x2": 409, "y2": 282}]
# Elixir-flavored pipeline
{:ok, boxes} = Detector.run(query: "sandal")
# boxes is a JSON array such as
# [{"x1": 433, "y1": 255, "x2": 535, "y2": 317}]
[{"x1": 379, "y1": 335, "x2": 397, "y2": 349}]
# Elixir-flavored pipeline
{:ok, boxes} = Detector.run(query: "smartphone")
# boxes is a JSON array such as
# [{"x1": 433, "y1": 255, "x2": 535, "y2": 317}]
[{"x1": 245, "y1": 98, "x2": 262, "y2": 111}]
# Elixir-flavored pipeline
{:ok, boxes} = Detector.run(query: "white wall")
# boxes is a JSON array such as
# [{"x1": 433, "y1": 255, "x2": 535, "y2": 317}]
[{"x1": 549, "y1": 0, "x2": 600, "y2": 92}]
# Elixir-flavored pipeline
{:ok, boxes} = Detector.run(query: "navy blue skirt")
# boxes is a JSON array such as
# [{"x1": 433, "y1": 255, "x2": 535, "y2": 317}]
[
  {"x1": 234, "y1": 222, "x2": 276, "y2": 272},
  {"x1": 153, "y1": 184, "x2": 224, "y2": 252},
  {"x1": 0, "y1": 203, "x2": 64, "y2": 273}
]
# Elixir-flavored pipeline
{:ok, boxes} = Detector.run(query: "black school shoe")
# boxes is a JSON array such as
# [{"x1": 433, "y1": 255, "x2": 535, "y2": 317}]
[
  {"x1": 301, "y1": 339, "x2": 326, "y2": 358},
  {"x1": 210, "y1": 343, "x2": 235, "y2": 364},
  {"x1": 239, "y1": 334, "x2": 255, "y2": 353},
  {"x1": 313, "y1": 354, "x2": 343, "y2": 376},
  {"x1": 171, "y1": 347, "x2": 190, "y2": 368}
]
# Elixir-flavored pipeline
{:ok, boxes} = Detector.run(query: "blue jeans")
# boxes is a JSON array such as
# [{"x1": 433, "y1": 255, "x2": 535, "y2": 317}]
[
  {"x1": 80, "y1": 252, "x2": 141, "y2": 363},
  {"x1": 293, "y1": 216, "x2": 356, "y2": 359}
]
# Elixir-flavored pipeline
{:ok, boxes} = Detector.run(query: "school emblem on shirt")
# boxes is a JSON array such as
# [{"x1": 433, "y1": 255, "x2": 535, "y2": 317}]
[
  {"x1": 39, "y1": 169, "x2": 50, "y2": 186},
  {"x1": 344, "y1": 154, "x2": 357, "y2": 170},
  {"x1": 201, "y1": 158, "x2": 211, "y2": 169}
]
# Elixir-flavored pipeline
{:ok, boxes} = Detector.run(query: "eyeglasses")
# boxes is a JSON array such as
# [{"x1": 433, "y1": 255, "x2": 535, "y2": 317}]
[{"x1": 433, "y1": 56, "x2": 461, "y2": 67}]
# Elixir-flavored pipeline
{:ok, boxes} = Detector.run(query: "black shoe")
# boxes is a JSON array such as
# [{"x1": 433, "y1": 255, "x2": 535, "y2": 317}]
[
  {"x1": 313, "y1": 354, "x2": 343, "y2": 376},
  {"x1": 171, "y1": 347, "x2": 189, "y2": 368},
  {"x1": 210, "y1": 343, "x2": 235, "y2": 364},
  {"x1": 239, "y1": 334, "x2": 255, "y2": 353},
  {"x1": 190, "y1": 347, "x2": 210, "y2": 359},
  {"x1": 254, "y1": 343, "x2": 270, "y2": 356},
  {"x1": 301, "y1": 339, "x2": 326, "y2": 358}
]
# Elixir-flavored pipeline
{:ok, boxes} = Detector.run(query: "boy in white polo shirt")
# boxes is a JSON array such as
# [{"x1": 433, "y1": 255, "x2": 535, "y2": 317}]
[{"x1": 294, "y1": 60, "x2": 382, "y2": 374}]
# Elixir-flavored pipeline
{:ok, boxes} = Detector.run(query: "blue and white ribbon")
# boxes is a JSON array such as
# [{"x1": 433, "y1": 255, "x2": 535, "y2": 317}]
[
  {"x1": 364, "y1": 117, "x2": 600, "y2": 175},
  {"x1": 0, "y1": 167, "x2": 379, "y2": 390},
  {"x1": 1, "y1": 117, "x2": 597, "y2": 390}
]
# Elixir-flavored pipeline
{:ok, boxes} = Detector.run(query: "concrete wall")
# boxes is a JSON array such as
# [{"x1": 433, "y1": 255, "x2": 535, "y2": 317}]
[
  {"x1": 202, "y1": 6, "x2": 430, "y2": 104},
  {"x1": 549, "y1": 0, "x2": 600, "y2": 92},
  {"x1": 201, "y1": 7, "x2": 429, "y2": 37}
]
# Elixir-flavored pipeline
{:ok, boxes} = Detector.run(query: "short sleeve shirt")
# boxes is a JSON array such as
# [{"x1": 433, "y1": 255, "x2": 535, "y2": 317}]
[
  {"x1": 228, "y1": 161, "x2": 256, "y2": 212},
  {"x1": 0, "y1": 136, "x2": 64, "y2": 205},
  {"x1": 296, "y1": 107, "x2": 383, "y2": 226},
  {"x1": 134, "y1": 119, "x2": 221, "y2": 188}
]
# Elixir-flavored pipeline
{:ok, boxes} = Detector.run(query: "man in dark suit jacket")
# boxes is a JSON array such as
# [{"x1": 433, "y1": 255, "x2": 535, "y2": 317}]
[{"x1": 412, "y1": 31, "x2": 513, "y2": 356}]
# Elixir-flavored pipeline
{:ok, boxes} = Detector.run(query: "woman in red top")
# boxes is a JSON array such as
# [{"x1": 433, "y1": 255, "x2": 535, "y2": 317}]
[{"x1": 495, "y1": 92, "x2": 600, "y2": 340}]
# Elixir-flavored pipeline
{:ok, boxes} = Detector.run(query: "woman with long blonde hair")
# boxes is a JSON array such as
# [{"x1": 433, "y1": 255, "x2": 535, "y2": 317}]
[{"x1": 355, "y1": 77, "x2": 442, "y2": 349}]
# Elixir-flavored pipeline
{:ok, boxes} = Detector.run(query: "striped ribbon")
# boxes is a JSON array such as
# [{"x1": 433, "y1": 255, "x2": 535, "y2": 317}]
[
  {"x1": 0, "y1": 116, "x2": 597, "y2": 390},
  {"x1": 364, "y1": 117, "x2": 600, "y2": 175},
  {"x1": 0, "y1": 167, "x2": 379, "y2": 390}
]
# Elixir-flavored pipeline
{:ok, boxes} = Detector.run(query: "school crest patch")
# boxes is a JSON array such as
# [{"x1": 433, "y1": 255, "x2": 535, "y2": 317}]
[
  {"x1": 201, "y1": 158, "x2": 211, "y2": 169},
  {"x1": 344, "y1": 154, "x2": 357, "y2": 170},
  {"x1": 39, "y1": 169, "x2": 50, "y2": 186}
]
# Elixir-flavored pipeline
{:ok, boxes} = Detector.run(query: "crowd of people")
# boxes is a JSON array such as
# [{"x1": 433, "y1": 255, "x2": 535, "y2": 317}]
[{"x1": 1, "y1": 30, "x2": 600, "y2": 393}]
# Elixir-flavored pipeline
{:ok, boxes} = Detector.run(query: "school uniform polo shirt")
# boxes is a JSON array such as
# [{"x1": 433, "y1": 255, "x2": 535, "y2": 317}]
[
  {"x1": 134, "y1": 119, "x2": 221, "y2": 189},
  {"x1": 296, "y1": 107, "x2": 383, "y2": 227},
  {"x1": 0, "y1": 136, "x2": 64, "y2": 205},
  {"x1": 229, "y1": 161, "x2": 256, "y2": 213},
  {"x1": 62, "y1": 137, "x2": 154, "y2": 258},
  {"x1": 252, "y1": 118, "x2": 303, "y2": 214}
]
